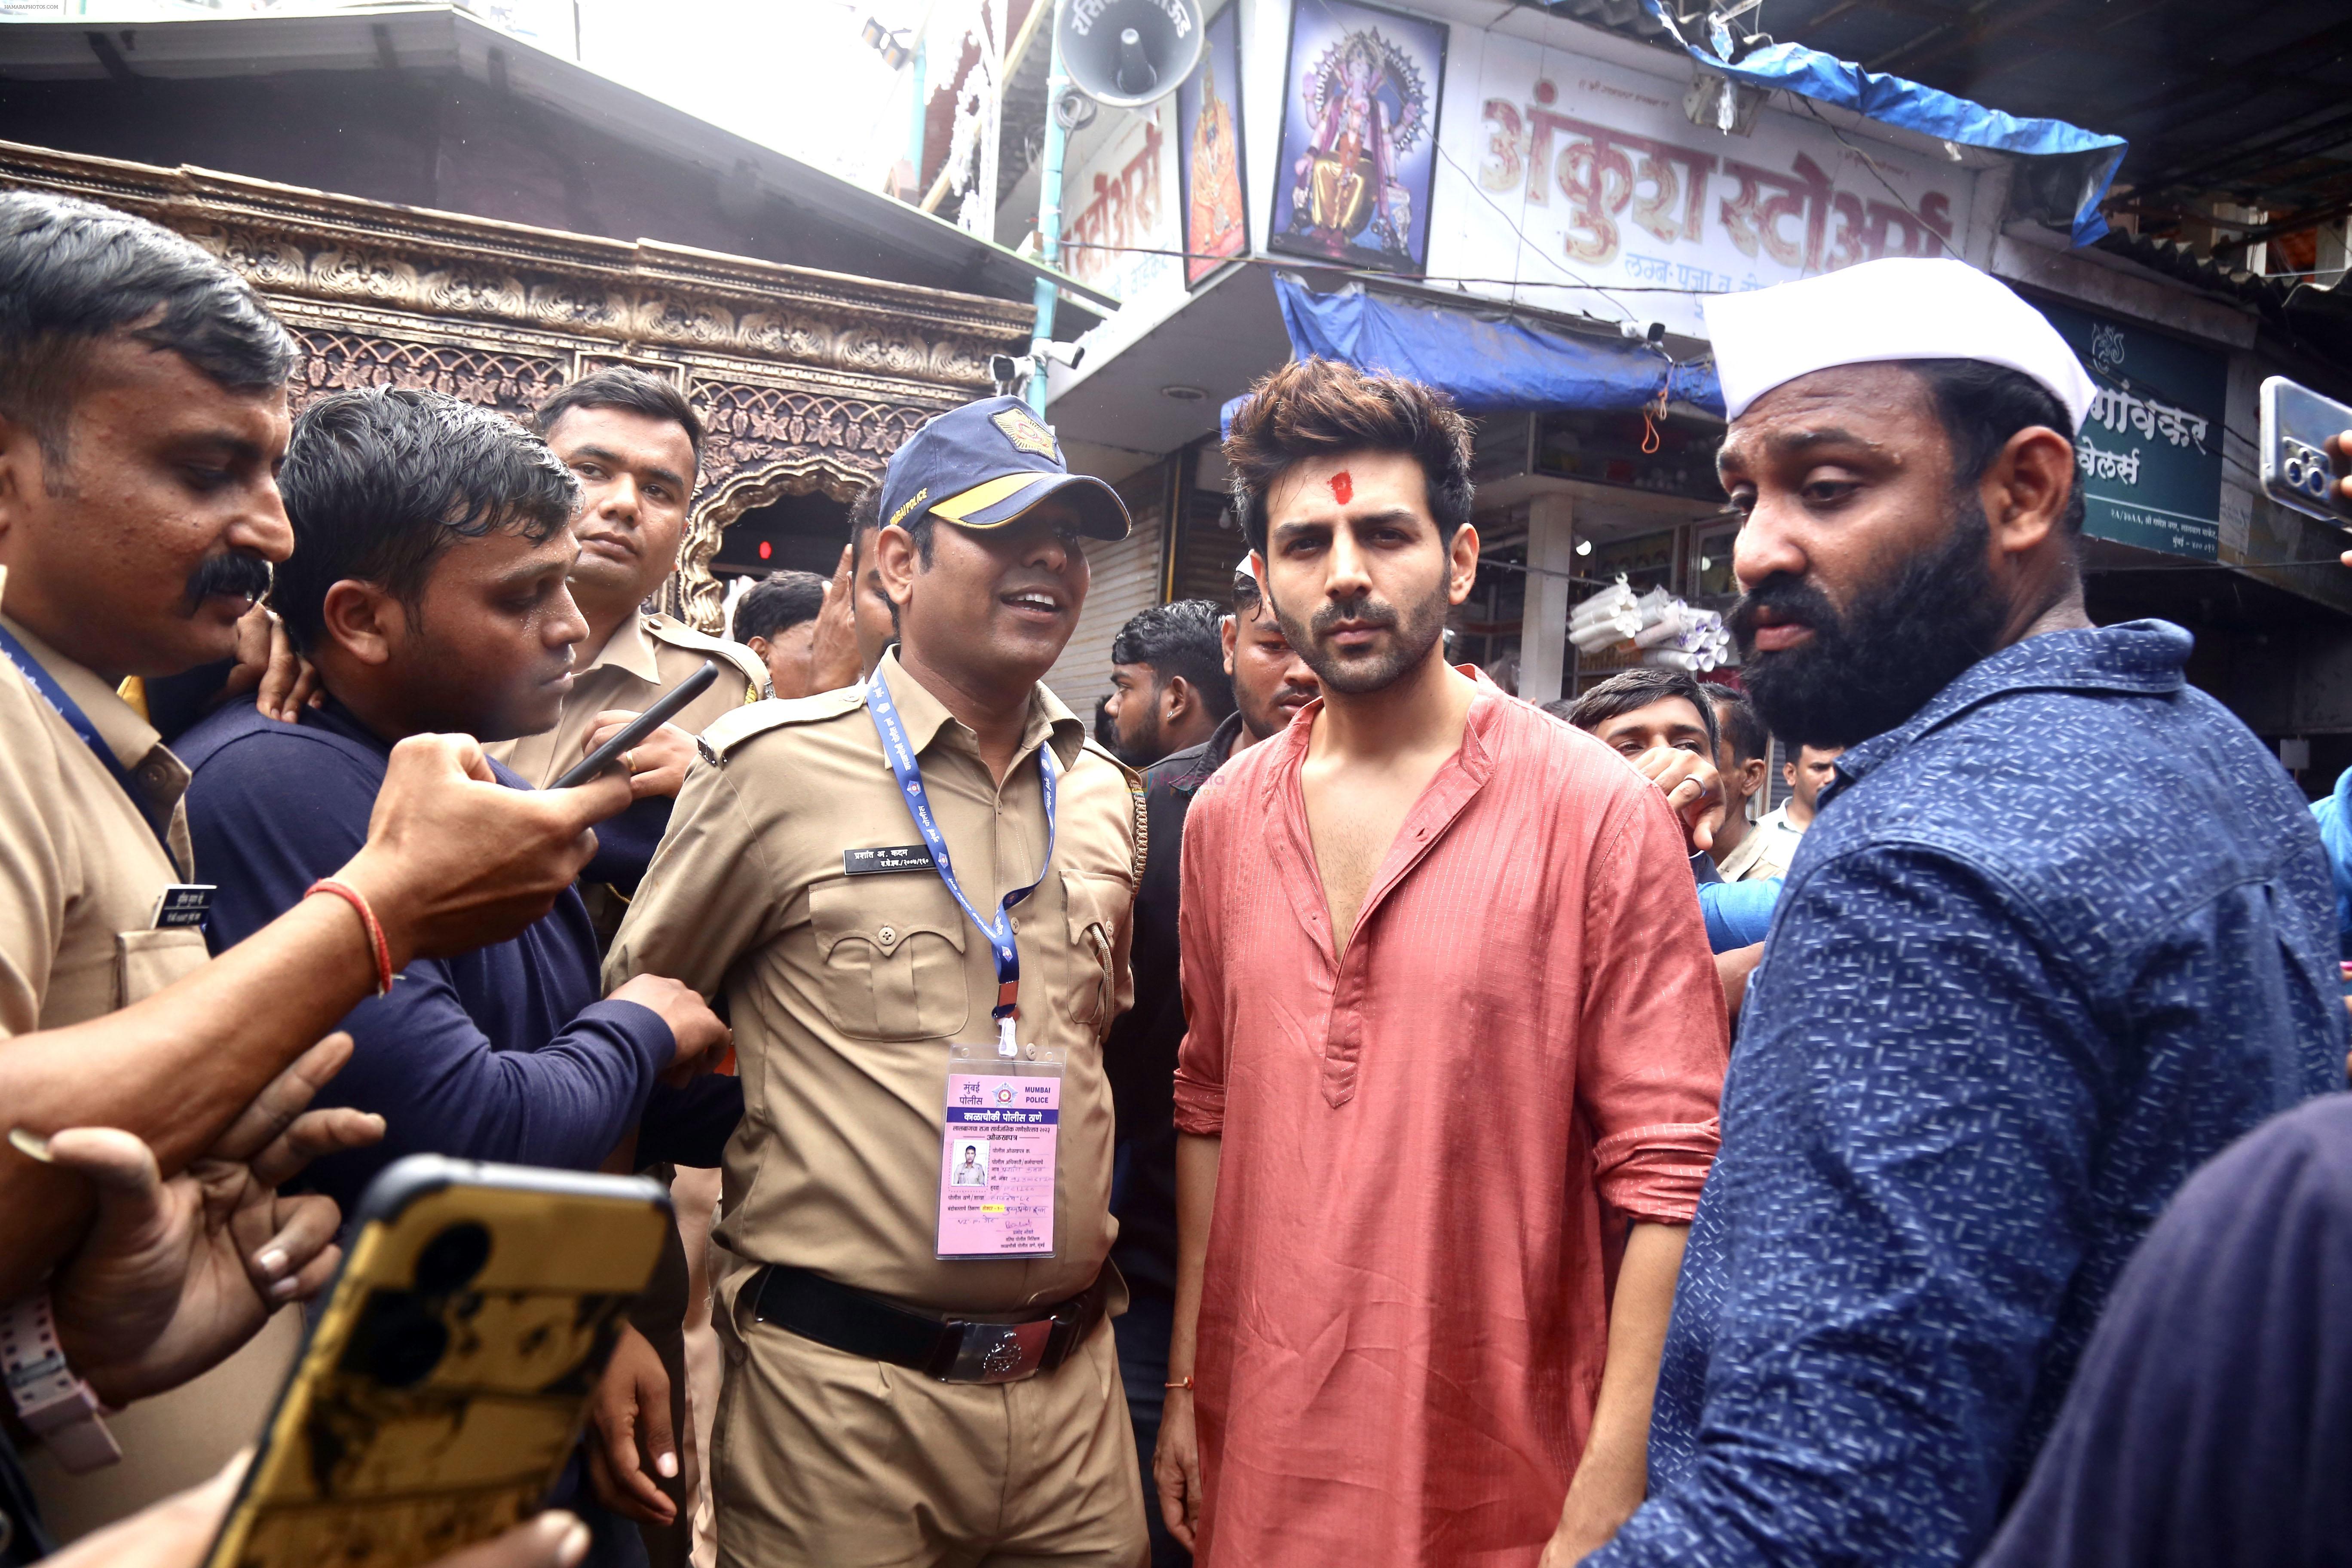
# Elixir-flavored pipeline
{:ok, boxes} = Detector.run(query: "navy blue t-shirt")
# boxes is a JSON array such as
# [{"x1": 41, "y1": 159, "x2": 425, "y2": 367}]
[
  {"x1": 1978, "y1": 1090, "x2": 2352, "y2": 1567},
  {"x1": 178, "y1": 697, "x2": 707, "y2": 1216}
]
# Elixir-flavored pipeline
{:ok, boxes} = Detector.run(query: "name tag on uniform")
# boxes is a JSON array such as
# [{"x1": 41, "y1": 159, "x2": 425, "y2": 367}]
[
  {"x1": 150, "y1": 885, "x2": 216, "y2": 929},
  {"x1": 843, "y1": 845, "x2": 937, "y2": 876}
]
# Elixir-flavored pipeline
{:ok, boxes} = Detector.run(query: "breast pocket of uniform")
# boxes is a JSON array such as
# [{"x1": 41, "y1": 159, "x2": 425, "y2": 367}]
[
  {"x1": 808, "y1": 876, "x2": 971, "y2": 1041},
  {"x1": 114, "y1": 926, "x2": 209, "y2": 1010},
  {"x1": 1058, "y1": 870, "x2": 1133, "y2": 1034}
]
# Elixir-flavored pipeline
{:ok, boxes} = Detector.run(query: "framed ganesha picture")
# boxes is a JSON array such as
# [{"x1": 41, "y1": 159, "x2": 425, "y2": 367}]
[{"x1": 1268, "y1": 0, "x2": 1449, "y2": 274}]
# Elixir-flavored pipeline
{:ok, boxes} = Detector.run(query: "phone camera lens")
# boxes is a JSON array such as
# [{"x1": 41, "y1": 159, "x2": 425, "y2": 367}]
[
  {"x1": 370, "y1": 1311, "x2": 450, "y2": 1389},
  {"x1": 414, "y1": 1222, "x2": 492, "y2": 1293}
]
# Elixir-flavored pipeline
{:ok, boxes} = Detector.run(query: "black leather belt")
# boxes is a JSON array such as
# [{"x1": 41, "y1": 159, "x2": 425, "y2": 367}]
[{"x1": 747, "y1": 1264, "x2": 1111, "y2": 1385}]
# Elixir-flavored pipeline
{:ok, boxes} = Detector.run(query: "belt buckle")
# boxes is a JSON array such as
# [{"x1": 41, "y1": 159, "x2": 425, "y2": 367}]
[{"x1": 944, "y1": 1318, "x2": 1053, "y2": 1384}]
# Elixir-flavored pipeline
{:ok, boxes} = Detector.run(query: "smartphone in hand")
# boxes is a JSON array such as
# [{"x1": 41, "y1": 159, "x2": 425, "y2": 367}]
[{"x1": 202, "y1": 1157, "x2": 671, "y2": 1568}]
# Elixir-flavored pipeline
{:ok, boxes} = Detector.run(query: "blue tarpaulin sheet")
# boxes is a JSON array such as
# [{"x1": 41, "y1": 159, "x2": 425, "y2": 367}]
[
  {"x1": 1220, "y1": 276, "x2": 1724, "y2": 434},
  {"x1": 1642, "y1": 0, "x2": 2125, "y2": 246}
]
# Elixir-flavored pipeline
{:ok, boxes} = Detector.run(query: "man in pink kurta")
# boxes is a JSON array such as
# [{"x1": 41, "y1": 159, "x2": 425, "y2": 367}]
[{"x1": 1171, "y1": 679, "x2": 1729, "y2": 1565}]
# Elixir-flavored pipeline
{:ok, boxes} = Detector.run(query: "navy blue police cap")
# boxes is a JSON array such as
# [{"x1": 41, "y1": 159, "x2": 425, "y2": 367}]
[{"x1": 878, "y1": 396, "x2": 1130, "y2": 543}]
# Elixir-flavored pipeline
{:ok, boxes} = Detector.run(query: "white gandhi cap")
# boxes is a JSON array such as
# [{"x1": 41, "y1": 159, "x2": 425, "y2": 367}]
[{"x1": 1702, "y1": 257, "x2": 2096, "y2": 431}]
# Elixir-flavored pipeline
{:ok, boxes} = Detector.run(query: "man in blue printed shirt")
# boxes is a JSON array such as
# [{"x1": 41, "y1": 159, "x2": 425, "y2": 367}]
[{"x1": 1583, "y1": 258, "x2": 2345, "y2": 1568}]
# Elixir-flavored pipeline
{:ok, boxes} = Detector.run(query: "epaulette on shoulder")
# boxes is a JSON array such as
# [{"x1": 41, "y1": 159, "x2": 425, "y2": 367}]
[
  {"x1": 1078, "y1": 736, "x2": 1149, "y2": 882},
  {"x1": 646, "y1": 613, "x2": 768, "y2": 692},
  {"x1": 695, "y1": 684, "x2": 867, "y2": 765},
  {"x1": 1077, "y1": 735, "x2": 1144, "y2": 790}
]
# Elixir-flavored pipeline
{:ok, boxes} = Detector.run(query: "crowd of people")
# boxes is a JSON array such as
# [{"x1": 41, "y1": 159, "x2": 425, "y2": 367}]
[{"x1": 0, "y1": 188, "x2": 2348, "y2": 1568}]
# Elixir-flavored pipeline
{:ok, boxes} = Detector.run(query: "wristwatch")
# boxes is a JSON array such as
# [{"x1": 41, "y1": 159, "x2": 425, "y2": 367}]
[{"x1": 0, "y1": 1294, "x2": 120, "y2": 1474}]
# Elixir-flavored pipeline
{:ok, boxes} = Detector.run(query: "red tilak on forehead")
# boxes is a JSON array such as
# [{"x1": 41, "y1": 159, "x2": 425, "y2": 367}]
[{"x1": 1328, "y1": 469, "x2": 1353, "y2": 503}]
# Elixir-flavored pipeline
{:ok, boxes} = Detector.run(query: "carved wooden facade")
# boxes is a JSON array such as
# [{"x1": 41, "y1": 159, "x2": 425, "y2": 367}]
[{"x1": 0, "y1": 139, "x2": 1033, "y2": 629}]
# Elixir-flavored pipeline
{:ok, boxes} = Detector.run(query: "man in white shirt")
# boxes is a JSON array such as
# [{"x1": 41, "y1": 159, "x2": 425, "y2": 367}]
[
  {"x1": 1708, "y1": 690, "x2": 1773, "y2": 882},
  {"x1": 1734, "y1": 741, "x2": 1842, "y2": 882}
]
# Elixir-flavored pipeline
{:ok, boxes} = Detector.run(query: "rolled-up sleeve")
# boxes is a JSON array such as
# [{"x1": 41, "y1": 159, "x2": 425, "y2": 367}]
[
  {"x1": 1699, "y1": 876, "x2": 1781, "y2": 952},
  {"x1": 1170, "y1": 774, "x2": 1231, "y2": 1137},
  {"x1": 1577, "y1": 786, "x2": 1728, "y2": 1224}
]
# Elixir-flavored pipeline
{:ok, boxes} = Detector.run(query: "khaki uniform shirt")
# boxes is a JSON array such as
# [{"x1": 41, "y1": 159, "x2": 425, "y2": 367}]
[
  {"x1": 1717, "y1": 802, "x2": 1807, "y2": 883},
  {"x1": 0, "y1": 568, "x2": 295, "y2": 1541},
  {"x1": 605, "y1": 652, "x2": 1142, "y2": 1314},
  {"x1": 0, "y1": 571, "x2": 205, "y2": 1036},
  {"x1": 485, "y1": 611, "x2": 765, "y2": 786}
]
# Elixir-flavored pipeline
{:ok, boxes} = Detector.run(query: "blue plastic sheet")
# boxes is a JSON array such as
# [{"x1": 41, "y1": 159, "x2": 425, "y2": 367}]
[
  {"x1": 1643, "y1": 0, "x2": 2125, "y2": 246},
  {"x1": 1220, "y1": 276, "x2": 1725, "y2": 435}
]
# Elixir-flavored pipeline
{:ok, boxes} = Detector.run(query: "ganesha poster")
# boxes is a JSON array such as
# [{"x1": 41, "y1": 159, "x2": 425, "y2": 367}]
[
  {"x1": 1177, "y1": 2, "x2": 1249, "y2": 287},
  {"x1": 1268, "y1": 0, "x2": 1449, "y2": 274}
]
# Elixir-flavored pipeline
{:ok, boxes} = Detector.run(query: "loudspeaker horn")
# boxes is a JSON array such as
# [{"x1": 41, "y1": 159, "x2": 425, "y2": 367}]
[{"x1": 1056, "y1": 0, "x2": 1206, "y2": 111}]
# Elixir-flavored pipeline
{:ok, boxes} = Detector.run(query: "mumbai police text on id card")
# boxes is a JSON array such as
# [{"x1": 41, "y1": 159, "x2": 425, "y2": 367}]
[{"x1": 937, "y1": 1041, "x2": 1063, "y2": 1259}]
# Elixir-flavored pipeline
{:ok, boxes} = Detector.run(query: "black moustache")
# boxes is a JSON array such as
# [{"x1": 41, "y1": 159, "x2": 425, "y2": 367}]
[
  {"x1": 1310, "y1": 597, "x2": 1399, "y2": 637},
  {"x1": 1727, "y1": 575, "x2": 1841, "y2": 648},
  {"x1": 185, "y1": 553, "x2": 273, "y2": 608},
  {"x1": 1733, "y1": 499, "x2": 2006, "y2": 750}
]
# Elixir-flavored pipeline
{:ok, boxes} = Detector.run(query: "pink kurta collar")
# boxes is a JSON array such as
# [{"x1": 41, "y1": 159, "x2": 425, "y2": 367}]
[{"x1": 1257, "y1": 668, "x2": 1515, "y2": 1106}]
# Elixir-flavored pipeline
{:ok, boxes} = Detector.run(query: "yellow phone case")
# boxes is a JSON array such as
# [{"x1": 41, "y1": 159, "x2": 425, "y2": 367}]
[{"x1": 202, "y1": 1156, "x2": 670, "y2": 1568}]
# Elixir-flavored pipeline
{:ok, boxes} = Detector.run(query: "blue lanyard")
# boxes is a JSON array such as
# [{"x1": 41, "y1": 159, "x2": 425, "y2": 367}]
[
  {"x1": 866, "y1": 675, "x2": 1057, "y2": 1047},
  {"x1": 0, "y1": 619, "x2": 172, "y2": 858}
]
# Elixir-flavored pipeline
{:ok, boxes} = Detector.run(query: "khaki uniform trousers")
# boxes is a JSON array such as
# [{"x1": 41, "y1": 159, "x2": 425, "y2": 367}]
[{"x1": 712, "y1": 1292, "x2": 1146, "y2": 1568}]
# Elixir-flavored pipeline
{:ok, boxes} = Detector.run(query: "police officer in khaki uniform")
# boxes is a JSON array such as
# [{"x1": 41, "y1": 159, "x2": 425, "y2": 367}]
[
  {"x1": 0, "y1": 192, "x2": 311, "y2": 1538},
  {"x1": 489, "y1": 604, "x2": 760, "y2": 788},
  {"x1": 606, "y1": 396, "x2": 1150, "y2": 1567},
  {"x1": 483, "y1": 371, "x2": 762, "y2": 1567},
  {"x1": 485, "y1": 368, "x2": 765, "y2": 912},
  {"x1": 0, "y1": 193, "x2": 638, "y2": 1544}
]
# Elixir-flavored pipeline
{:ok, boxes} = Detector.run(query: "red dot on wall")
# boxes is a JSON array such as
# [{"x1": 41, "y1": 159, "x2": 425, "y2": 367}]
[{"x1": 758, "y1": 540, "x2": 772, "y2": 560}]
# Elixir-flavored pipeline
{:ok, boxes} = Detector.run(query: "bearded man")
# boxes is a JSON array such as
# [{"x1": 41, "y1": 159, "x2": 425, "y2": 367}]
[
  {"x1": 1154, "y1": 359, "x2": 1729, "y2": 1567},
  {"x1": 1100, "y1": 598, "x2": 1231, "y2": 769},
  {"x1": 1583, "y1": 258, "x2": 2345, "y2": 1568}
]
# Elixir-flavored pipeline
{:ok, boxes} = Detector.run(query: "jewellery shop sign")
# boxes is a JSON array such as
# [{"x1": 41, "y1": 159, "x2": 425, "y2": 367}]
[
  {"x1": 1429, "y1": 26, "x2": 1979, "y2": 340},
  {"x1": 2035, "y1": 299, "x2": 2226, "y2": 560}
]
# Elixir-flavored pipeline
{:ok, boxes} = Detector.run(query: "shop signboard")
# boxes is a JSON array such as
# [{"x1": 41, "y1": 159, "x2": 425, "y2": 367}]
[
  {"x1": 1429, "y1": 33, "x2": 1977, "y2": 339},
  {"x1": 1064, "y1": 105, "x2": 1183, "y2": 305},
  {"x1": 2035, "y1": 300, "x2": 2225, "y2": 560}
]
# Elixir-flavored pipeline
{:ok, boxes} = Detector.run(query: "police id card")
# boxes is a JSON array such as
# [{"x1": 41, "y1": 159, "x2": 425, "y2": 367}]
[{"x1": 937, "y1": 1040, "x2": 1063, "y2": 1259}]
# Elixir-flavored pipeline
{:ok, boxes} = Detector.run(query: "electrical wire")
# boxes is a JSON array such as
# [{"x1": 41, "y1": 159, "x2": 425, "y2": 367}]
[
  {"x1": 1065, "y1": 71, "x2": 2300, "y2": 521},
  {"x1": 1427, "y1": 138, "x2": 1660, "y2": 331},
  {"x1": 1791, "y1": 96, "x2": 1965, "y2": 265},
  {"x1": 1054, "y1": 239, "x2": 1744, "y2": 293},
  {"x1": 1475, "y1": 559, "x2": 1614, "y2": 585}
]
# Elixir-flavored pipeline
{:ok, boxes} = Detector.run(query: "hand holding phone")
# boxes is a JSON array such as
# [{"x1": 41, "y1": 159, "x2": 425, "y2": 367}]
[
  {"x1": 2260, "y1": 377, "x2": 2352, "y2": 528},
  {"x1": 202, "y1": 1158, "x2": 671, "y2": 1568},
  {"x1": 549, "y1": 662, "x2": 719, "y2": 792}
]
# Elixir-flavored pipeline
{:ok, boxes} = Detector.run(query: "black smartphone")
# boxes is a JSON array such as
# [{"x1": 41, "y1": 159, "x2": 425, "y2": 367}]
[
  {"x1": 548, "y1": 660, "x2": 719, "y2": 791},
  {"x1": 202, "y1": 1156, "x2": 672, "y2": 1568}
]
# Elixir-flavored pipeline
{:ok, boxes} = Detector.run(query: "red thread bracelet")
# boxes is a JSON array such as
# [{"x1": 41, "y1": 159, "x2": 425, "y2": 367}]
[{"x1": 307, "y1": 878, "x2": 394, "y2": 996}]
